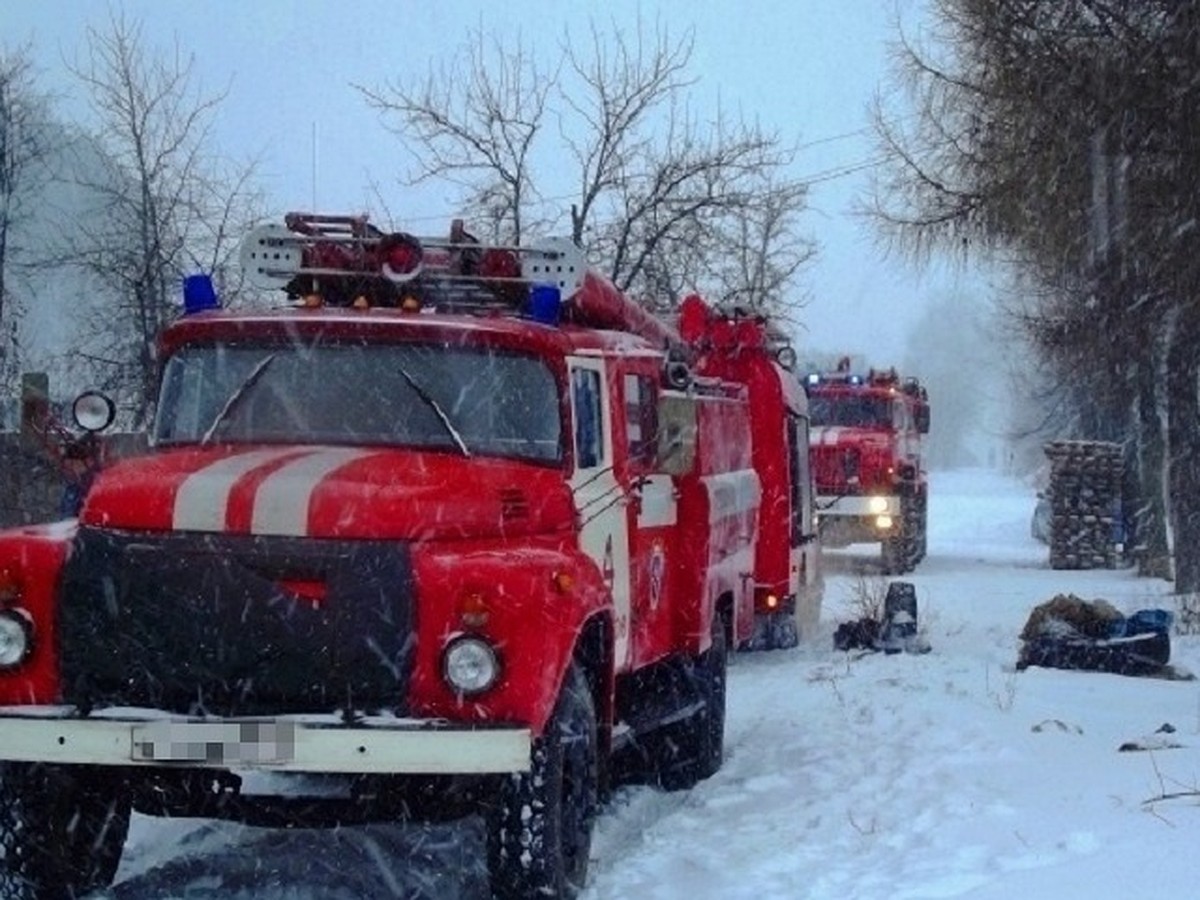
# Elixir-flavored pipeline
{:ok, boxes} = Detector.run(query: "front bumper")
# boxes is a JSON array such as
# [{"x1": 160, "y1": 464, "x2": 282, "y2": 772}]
[
  {"x1": 816, "y1": 494, "x2": 900, "y2": 517},
  {"x1": 0, "y1": 707, "x2": 530, "y2": 775},
  {"x1": 816, "y1": 494, "x2": 902, "y2": 547}
]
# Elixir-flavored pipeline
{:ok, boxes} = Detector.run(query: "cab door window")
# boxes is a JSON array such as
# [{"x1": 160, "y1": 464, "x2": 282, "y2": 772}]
[
  {"x1": 788, "y1": 413, "x2": 814, "y2": 545},
  {"x1": 624, "y1": 373, "x2": 658, "y2": 467},
  {"x1": 572, "y1": 368, "x2": 605, "y2": 469}
]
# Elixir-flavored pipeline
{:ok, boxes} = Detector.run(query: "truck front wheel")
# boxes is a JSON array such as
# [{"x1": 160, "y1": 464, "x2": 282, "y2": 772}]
[
  {"x1": 487, "y1": 664, "x2": 598, "y2": 899},
  {"x1": 914, "y1": 490, "x2": 928, "y2": 564},
  {"x1": 0, "y1": 762, "x2": 130, "y2": 899},
  {"x1": 881, "y1": 534, "x2": 908, "y2": 575}
]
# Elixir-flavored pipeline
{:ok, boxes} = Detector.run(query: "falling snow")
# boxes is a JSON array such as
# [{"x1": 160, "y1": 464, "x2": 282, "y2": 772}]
[{"x1": 103, "y1": 468, "x2": 1200, "y2": 898}]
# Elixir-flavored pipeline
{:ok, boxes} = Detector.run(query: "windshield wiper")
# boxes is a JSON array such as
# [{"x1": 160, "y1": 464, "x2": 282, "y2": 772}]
[
  {"x1": 201, "y1": 352, "x2": 278, "y2": 446},
  {"x1": 396, "y1": 364, "x2": 471, "y2": 457}
]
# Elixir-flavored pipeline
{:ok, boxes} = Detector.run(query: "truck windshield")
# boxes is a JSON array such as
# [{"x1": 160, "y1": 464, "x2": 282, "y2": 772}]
[
  {"x1": 154, "y1": 342, "x2": 562, "y2": 463},
  {"x1": 809, "y1": 394, "x2": 893, "y2": 429}
]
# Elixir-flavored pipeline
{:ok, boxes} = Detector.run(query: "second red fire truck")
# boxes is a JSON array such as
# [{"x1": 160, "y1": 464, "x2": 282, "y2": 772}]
[
  {"x1": 806, "y1": 360, "x2": 930, "y2": 574},
  {"x1": 0, "y1": 212, "x2": 821, "y2": 897}
]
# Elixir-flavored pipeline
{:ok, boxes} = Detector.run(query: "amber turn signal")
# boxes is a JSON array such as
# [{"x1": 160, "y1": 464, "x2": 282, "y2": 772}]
[{"x1": 458, "y1": 590, "x2": 489, "y2": 628}]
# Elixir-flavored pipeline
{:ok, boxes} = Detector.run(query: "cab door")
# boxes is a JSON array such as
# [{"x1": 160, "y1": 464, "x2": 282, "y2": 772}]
[
  {"x1": 567, "y1": 355, "x2": 633, "y2": 670},
  {"x1": 788, "y1": 411, "x2": 823, "y2": 633},
  {"x1": 619, "y1": 369, "x2": 678, "y2": 665}
]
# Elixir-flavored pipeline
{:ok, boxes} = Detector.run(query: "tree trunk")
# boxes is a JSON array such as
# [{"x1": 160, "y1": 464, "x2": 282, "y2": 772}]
[
  {"x1": 1134, "y1": 334, "x2": 1172, "y2": 579},
  {"x1": 1166, "y1": 316, "x2": 1200, "y2": 593}
]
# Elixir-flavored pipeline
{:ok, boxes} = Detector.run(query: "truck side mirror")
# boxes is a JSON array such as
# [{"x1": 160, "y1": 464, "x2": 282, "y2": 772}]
[
  {"x1": 915, "y1": 404, "x2": 930, "y2": 435},
  {"x1": 73, "y1": 391, "x2": 117, "y2": 433},
  {"x1": 656, "y1": 393, "x2": 698, "y2": 475}
]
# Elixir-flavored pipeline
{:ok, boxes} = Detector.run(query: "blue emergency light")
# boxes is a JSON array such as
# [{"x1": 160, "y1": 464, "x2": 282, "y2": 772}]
[
  {"x1": 527, "y1": 283, "x2": 562, "y2": 325},
  {"x1": 182, "y1": 274, "x2": 220, "y2": 315}
]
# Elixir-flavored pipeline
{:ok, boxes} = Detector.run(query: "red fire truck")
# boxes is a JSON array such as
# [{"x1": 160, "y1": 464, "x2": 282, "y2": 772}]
[
  {"x1": 0, "y1": 213, "x2": 820, "y2": 898},
  {"x1": 806, "y1": 361, "x2": 930, "y2": 574}
]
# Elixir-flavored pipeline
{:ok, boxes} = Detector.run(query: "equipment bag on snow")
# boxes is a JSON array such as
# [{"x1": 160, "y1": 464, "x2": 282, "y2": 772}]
[{"x1": 1016, "y1": 595, "x2": 1171, "y2": 676}]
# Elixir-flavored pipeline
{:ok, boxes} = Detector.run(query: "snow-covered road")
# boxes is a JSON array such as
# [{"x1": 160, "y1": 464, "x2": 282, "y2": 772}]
[{"x1": 106, "y1": 469, "x2": 1200, "y2": 898}]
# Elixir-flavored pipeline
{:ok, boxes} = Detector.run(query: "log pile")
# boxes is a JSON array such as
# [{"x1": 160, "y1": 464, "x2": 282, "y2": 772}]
[{"x1": 1045, "y1": 440, "x2": 1123, "y2": 570}]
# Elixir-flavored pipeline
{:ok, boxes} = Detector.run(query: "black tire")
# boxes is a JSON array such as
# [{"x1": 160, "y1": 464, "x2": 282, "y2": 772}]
[
  {"x1": 698, "y1": 619, "x2": 728, "y2": 779},
  {"x1": 907, "y1": 489, "x2": 926, "y2": 566},
  {"x1": 0, "y1": 763, "x2": 130, "y2": 899},
  {"x1": 913, "y1": 490, "x2": 928, "y2": 565},
  {"x1": 883, "y1": 497, "x2": 920, "y2": 574},
  {"x1": 487, "y1": 664, "x2": 598, "y2": 899},
  {"x1": 881, "y1": 535, "x2": 908, "y2": 575},
  {"x1": 656, "y1": 617, "x2": 728, "y2": 791}
]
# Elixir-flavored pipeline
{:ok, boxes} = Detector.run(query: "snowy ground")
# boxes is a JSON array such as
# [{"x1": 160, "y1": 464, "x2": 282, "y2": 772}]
[{"x1": 104, "y1": 469, "x2": 1200, "y2": 898}]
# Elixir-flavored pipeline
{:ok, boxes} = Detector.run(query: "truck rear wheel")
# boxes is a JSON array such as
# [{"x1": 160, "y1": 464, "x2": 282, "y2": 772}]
[
  {"x1": 487, "y1": 664, "x2": 598, "y2": 899},
  {"x1": 0, "y1": 762, "x2": 130, "y2": 899},
  {"x1": 655, "y1": 616, "x2": 728, "y2": 791}
]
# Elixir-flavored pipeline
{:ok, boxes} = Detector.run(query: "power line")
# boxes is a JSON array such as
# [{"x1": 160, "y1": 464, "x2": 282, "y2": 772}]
[{"x1": 803, "y1": 154, "x2": 898, "y2": 186}]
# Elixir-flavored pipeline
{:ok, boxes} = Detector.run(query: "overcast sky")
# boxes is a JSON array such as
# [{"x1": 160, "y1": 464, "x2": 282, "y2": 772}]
[{"x1": 5, "y1": 0, "x2": 989, "y2": 363}]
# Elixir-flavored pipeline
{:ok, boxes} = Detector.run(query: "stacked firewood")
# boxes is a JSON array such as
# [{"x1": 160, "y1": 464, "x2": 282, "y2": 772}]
[{"x1": 1045, "y1": 440, "x2": 1123, "y2": 570}]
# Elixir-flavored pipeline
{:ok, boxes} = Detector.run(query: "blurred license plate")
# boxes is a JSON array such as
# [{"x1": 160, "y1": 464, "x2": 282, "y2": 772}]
[{"x1": 131, "y1": 720, "x2": 296, "y2": 764}]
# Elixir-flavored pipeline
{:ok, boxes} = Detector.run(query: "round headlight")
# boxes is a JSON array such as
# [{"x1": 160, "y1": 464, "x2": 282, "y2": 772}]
[
  {"x1": 443, "y1": 637, "x2": 500, "y2": 696},
  {"x1": 0, "y1": 610, "x2": 33, "y2": 669},
  {"x1": 868, "y1": 496, "x2": 889, "y2": 515}
]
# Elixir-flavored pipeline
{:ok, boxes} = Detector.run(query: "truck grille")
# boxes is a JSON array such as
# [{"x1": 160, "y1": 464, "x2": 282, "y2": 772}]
[
  {"x1": 58, "y1": 528, "x2": 415, "y2": 717},
  {"x1": 811, "y1": 445, "x2": 862, "y2": 494}
]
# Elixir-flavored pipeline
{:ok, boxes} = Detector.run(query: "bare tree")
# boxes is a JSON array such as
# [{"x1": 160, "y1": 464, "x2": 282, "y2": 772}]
[
  {"x1": 870, "y1": 0, "x2": 1200, "y2": 586},
  {"x1": 0, "y1": 45, "x2": 50, "y2": 399},
  {"x1": 588, "y1": 106, "x2": 800, "y2": 309},
  {"x1": 63, "y1": 12, "x2": 261, "y2": 425},
  {"x1": 357, "y1": 18, "x2": 812, "y2": 318},
  {"x1": 560, "y1": 21, "x2": 693, "y2": 247},
  {"x1": 358, "y1": 30, "x2": 555, "y2": 245},
  {"x1": 688, "y1": 173, "x2": 814, "y2": 316}
]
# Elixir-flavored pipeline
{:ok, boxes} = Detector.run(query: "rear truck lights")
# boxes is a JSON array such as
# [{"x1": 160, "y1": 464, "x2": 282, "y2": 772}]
[
  {"x1": 443, "y1": 636, "x2": 501, "y2": 696},
  {"x1": 754, "y1": 588, "x2": 788, "y2": 614},
  {"x1": 875, "y1": 514, "x2": 894, "y2": 530},
  {"x1": 0, "y1": 609, "x2": 33, "y2": 670},
  {"x1": 868, "y1": 496, "x2": 889, "y2": 515}
]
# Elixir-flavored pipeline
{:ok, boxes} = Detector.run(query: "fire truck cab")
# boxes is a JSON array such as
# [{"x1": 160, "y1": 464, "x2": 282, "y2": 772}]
[
  {"x1": 0, "y1": 213, "x2": 820, "y2": 898},
  {"x1": 806, "y1": 362, "x2": 930, "y2": 574}
]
